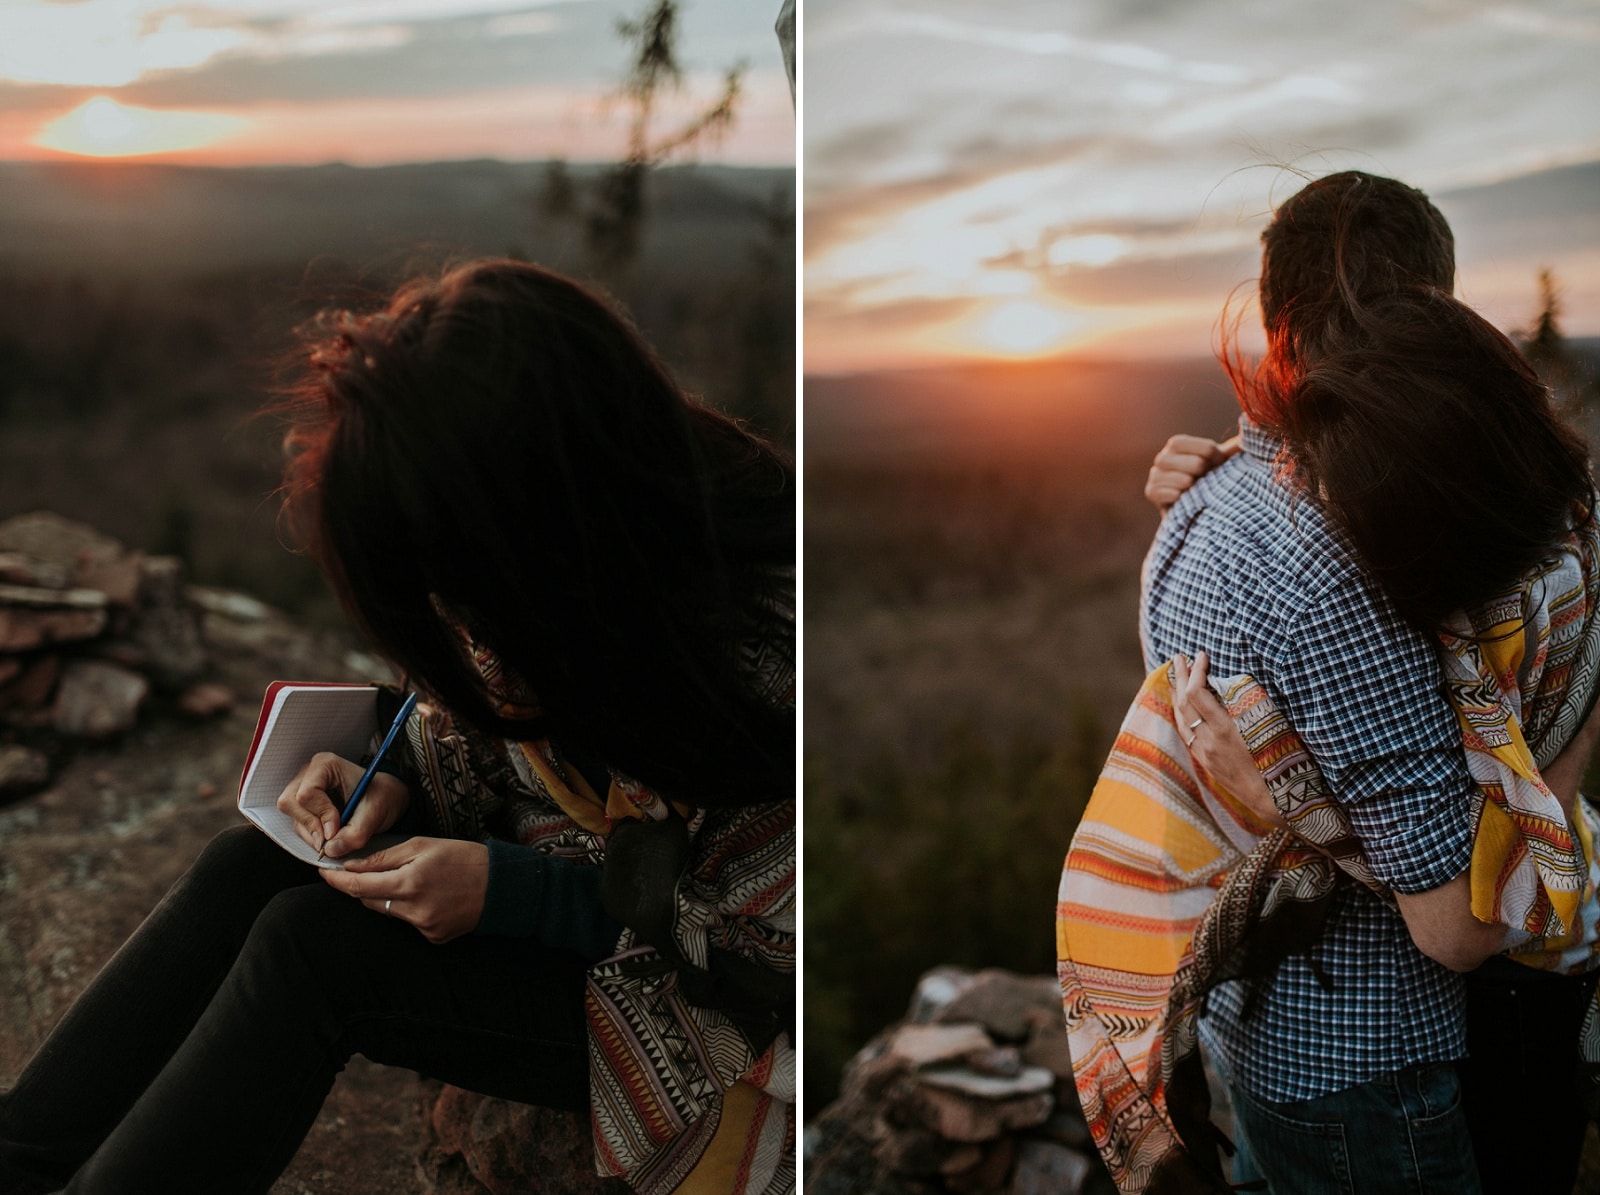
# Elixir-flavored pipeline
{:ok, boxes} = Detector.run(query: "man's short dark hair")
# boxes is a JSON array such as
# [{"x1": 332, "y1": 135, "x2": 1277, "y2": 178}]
[{"x1": 1260, "y1": 171, "x2": 1455, "y2": 334}]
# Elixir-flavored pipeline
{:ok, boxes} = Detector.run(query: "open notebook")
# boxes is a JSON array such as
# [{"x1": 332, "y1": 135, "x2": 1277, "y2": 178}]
[{"x1": 237, "y1": 682, "x2": 405, "y2": 870}]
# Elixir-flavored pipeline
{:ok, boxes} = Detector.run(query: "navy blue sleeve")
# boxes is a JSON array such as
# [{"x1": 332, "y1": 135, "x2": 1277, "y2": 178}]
[{"x1": 475, "y1": 838, "x2": 625, "y2": 961}]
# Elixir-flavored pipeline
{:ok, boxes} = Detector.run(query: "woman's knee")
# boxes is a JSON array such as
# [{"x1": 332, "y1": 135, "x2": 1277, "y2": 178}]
[
  {"x1": 245, "y1": 884, "x2": 352, "y2": 970},
  {"x1": 232, "y1": 885, "x2": 401, "y2": 1056},
  {"x1": 182, "y1": 824, "x2": 281, "y2": 891},
  {"x1": 241, "y1": 883, "x2": 397, "y2": 992}
]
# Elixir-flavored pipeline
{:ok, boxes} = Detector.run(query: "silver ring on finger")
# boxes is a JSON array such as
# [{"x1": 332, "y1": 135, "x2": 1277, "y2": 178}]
[
  {"x1": 1183, "y1": 732, "x2": 1197, "y2": 747},
  {"x1": 384, "y1": 898, "x2": 393, "y2": 916},
  {"x1": 1188, "y1": 718, "x2": 1204, "y2": 731}
]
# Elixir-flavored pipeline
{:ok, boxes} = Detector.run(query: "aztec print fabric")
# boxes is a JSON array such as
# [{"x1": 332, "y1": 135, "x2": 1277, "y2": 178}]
[
  {"x1": 1437, "y1": 552, "x2": 1600, "y2": 960},
  {"x1": 400, "y1": 590, "x2": 796, "y2": 1195},
  {"x1": 1058, "y1": 519, "x2": 1600, "y2": 1194}
]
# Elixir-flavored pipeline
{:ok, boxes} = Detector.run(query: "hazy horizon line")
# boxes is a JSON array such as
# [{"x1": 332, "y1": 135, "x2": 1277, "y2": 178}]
[
  {"x1": 0, "y1": 153, "x2": 795, "y2": 172},
  {"x1": 804, "y1": 331, "x2": 1600, "y2": 381}
]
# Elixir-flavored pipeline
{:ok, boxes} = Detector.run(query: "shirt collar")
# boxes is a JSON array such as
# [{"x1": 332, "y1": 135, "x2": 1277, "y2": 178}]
[{"x1": 1238, "y1": 416, "x2": 1284, "y2": 465}]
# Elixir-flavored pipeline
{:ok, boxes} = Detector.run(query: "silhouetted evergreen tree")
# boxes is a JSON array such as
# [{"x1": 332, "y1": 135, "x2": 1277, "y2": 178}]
[
  {"x1": 539, "y1": 1, "x2": 745, "y2": 276},
  {"x1": 1517, "y1": 267, "x2": 1597, "y2": 418}
]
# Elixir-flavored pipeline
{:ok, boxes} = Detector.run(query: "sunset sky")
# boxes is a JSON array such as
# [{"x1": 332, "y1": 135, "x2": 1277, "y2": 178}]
[
  {"x1": 805, "y1": 0, "x2": 1600, "y2": 371},
  {"x1": 0, "y1": 0, "x2": 792, "y2": 167}
]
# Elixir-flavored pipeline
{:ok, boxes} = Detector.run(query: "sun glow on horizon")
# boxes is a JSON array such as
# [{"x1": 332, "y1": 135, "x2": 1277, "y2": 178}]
[
  {"x1": 34, "y1": 97, "x2": 249, "y2": 159},
  {"x1": 962, "y1": 298, "x2": 1087, "y2": 358}
]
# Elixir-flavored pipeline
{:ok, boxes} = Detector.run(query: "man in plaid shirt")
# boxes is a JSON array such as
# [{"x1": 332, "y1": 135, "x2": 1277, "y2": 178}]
[{"x1": 1142, "y1": 173, "x2": 1509, "y2": 1193}]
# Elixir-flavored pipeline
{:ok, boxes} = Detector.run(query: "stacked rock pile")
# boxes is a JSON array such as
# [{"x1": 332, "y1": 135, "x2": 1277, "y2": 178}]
[
  {"x1": 0, "y1": 511, "x2": 230, "y2": 799},
  {"x1": 805, "y1": 967, "x2": 1112, "y2": 1195}
]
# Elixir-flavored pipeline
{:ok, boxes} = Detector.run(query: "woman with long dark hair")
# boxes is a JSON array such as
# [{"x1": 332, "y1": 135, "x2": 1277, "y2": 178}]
[{"x1": 0, "y1": 259, "x2": 795, "y2": 1195}]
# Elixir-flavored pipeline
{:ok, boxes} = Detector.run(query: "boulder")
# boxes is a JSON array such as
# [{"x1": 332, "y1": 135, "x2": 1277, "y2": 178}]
[
  {"x1": 962, "y1": 1046, "x2": 1023, "y2": 1078},
  {"x1": 870, "y1": 1127, "x2": 981, "y2": 1178},
  {"x1": 1020, "y1": 1010, "x2": 1074, "y2": 1082},
  {"x1": 804, "y1": 1114, "x2": 927, "y2": 1195},
  {"x1": 947, "y1": 1137, "x2": 1014, "y2": 1193},
  {"x1": 75, "y1": 550, "x2": 144, "y2": 608},
  {"x1": 0, "y1": 745, "x2": 50, "y2": 794},
  {"x1": 52, "y1": 660, "x2": 149, "y2": 738},
  {"x1": 1009, "y1": 1139, "x2": 1095, "y2": 1195},
  {"x1": 0, "y1": 655, "x2": 62, "y2": 712},
  {"x1": 809, "y1": 967, "x2": 1111, "y2": 1195},
  {"x1": 908, "y1": 1083, "x2": 1052, "y2": 1143},
  {"x1": 1036, "y1": 1108, "x2": 1092, "y2": 1151},
  {"x1": 178, "y1": 683, "x2": 235, "y2": 719},
  {"x1": 0, "y1": 602, "x2": 107, "y2": 653},
  {"x1": 129, "y1": 557, "x2": 206, "y2": 690},
  {"x1": 908, "y1": 967, "x2": 981, "y2": 1024},
  {"x1": 188, "y1": 586, "x2": 271, "y2": 623},
  {"x1": 423, "y1": 1088, "x2": 629, "y2": 1195},
  {"x1": 888, "y1": 1023, "x2": 995, "y2": 1069},
  {"x1": 933, "y1": 971, "x2": 1061, "y2": 1043},
  {"x1": 918, "y1": 1064, "x2": 1055, "y2": 1101},
  {"x1": 0, "y1": 512, "x2": 124, "y2": 573},
  {"x1": 0, "y1": 552, "x2": 71, "y2": 589}
]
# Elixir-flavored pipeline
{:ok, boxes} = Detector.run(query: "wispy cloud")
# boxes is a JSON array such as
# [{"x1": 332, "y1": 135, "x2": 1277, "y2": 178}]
[
  {"x1": 804, "y1": 0, "x2": 1600, "y2": 368},
  {"x1": 813, "y1": 10, "x2": 1252, "y2": 84}
]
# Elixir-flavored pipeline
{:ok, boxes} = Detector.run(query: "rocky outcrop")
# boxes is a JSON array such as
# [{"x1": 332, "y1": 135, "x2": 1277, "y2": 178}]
[
  {"x1": 0, "y1": 513, "x2": 215, "y2": 798},
  {"x1": 805, "y1": 968, "x2": 1112, "y2": 1195},
  {"x1": 421, "y1": 1088, "x2": 630, "y2": 1194}
]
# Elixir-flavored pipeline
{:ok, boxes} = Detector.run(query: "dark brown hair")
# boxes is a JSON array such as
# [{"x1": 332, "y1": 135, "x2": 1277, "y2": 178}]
[
  {"x1": 1227, "y1": 171, "x2": 1457, "y2": 429},
  {"x1": 278, "y1": 260, "x2": 794, "y2": 806},
  {"x1": 1279, "y1": 287, "x2": 1593, "y2": 632},
  {"x1": 1261, "y1": 171, "x2": 1454, "y2": 331}
]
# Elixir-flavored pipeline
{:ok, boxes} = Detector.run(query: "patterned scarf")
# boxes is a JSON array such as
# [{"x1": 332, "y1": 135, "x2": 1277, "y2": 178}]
[
  {"x1": 403, "y1": 604, "x2": 797, "y2": 1195},
  {"x1": 1057, "y1": 518, "x2": 1600, "y2": 1193}
]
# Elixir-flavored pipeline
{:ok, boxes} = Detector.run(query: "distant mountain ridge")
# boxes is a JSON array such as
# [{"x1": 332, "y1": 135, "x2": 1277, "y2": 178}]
[
  {"x1": 0, "y1": 159, "x2": 793, "y2": 283},
  {"x1": 806, "y1": 356, "x2": 1239, "y2": 467}
]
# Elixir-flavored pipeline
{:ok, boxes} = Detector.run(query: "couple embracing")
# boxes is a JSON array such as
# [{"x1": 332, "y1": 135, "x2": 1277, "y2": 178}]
[{"x1": 1058, "y1": 171, "x2": 1600, "y2": 1195}]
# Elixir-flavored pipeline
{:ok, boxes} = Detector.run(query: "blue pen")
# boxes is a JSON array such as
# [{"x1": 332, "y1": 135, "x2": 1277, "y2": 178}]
[{"x1": 319, "y1": 691, "x2": 418, "y2": 862}]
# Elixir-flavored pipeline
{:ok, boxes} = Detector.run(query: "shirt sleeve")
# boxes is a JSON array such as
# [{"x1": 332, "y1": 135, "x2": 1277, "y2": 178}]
[
  {"x1": 1262, "y1": 585, "x2": 1474, "y2": 895},
  {"x1": 476, "y1": 839, "x2": 625, "y2": 961}
]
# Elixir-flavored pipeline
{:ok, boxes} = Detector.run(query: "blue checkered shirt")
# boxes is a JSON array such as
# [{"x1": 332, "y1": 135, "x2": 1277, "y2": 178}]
[{"x1": 1141, "y1": 419, "x2": 1474, "y2": 1103}]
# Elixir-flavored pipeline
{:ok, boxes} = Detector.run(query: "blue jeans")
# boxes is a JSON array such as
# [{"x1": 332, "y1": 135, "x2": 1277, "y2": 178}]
[{"x1": 1229, "y1": 1063, "x2": 1482, "y2": 1195}]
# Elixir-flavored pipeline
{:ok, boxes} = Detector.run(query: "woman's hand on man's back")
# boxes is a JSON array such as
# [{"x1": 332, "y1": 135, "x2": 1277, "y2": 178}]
[{"x1": 1145, "y1": 434, "x2": 1241, "y2": 511}]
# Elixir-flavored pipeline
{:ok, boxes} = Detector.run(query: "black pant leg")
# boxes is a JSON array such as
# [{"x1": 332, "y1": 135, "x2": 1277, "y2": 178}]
[
  {"x1": 66, "y1": 859, "x2": 590, "y2": 1195},
  {"x1": 1460, "y1": 955, "x2": 1598, "y2": 1195},
  {"x1": 0, "y1": 825, "x2": 316, "y2": 1194}
]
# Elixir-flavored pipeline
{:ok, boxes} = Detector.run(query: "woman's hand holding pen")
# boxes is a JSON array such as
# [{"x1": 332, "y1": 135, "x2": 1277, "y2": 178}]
[
  {"x1": 276, "y1": 752, "x2": 411, "y2": 860},
  {"x1": 321, "y1": 839, "x2": 489, "y2": 944},
  {"x1": 276, "y1": 751, "x2": 487, "y2": 943}
]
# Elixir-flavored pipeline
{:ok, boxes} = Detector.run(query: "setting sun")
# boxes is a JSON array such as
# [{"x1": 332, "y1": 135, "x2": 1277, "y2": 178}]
[
  {"x1": 34, "y1": 97, "x2": 247, "y2": 159},
  {"x1": 965, "y1": 299, "x2": 1085, "y2": 357}
]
